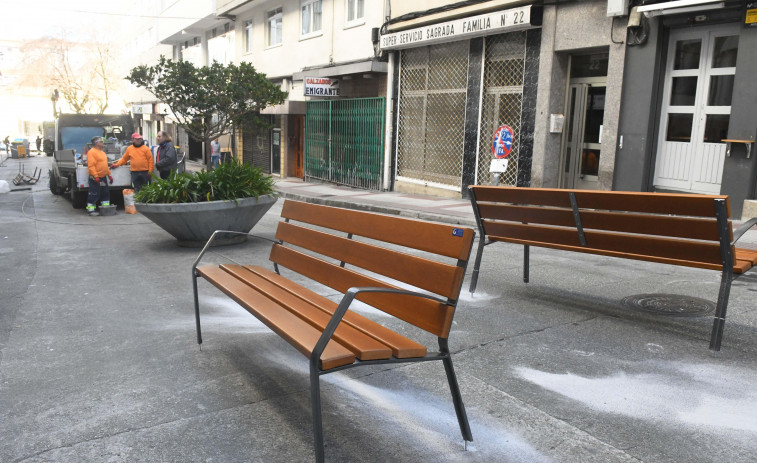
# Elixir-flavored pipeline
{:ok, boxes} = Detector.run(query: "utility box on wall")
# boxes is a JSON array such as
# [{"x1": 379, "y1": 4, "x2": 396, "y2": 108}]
[{"x1": 607, "y1": 0, "x2": 629, "y2": 17}]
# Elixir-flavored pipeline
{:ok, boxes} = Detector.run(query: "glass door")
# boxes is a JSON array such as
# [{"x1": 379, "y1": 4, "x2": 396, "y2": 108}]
[
  {"x1": 653, "y1": 26, "x2": 738, "y2": 194},
  {"x1": 560, "y1": 53, "x2": 608, "y2": 190}
]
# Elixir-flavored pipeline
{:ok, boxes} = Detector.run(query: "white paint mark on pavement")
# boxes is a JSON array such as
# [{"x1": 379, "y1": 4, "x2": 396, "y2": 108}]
[{"x1": 515, "y1": 362, "x2": 757, "y2": 433}]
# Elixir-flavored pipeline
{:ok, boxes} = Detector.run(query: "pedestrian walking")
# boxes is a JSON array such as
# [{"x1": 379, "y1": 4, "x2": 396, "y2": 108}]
[
  {"x1": 3, "y1": 136, "x2": 9, "y2": 154},
  {"x1": 86, "y1": 136, "x2": 112, "y2": 216},
  {"x1": 111, "y1": 132, "x2": 153, "y2": 192},
  {"x1": 155, "y1": 130, "x2": 177, "y2": 179},
  {"x1": 211, "y1": 138, "x2": 221, "y2": 169},
  {"x1": 35, "y1": 136, "x2": 41, "y2": 153}
]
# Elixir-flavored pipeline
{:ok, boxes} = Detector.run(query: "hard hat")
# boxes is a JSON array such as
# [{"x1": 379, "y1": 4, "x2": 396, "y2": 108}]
[{"x1": 131, "y1": 132, "x2": 143, "y2": 139}]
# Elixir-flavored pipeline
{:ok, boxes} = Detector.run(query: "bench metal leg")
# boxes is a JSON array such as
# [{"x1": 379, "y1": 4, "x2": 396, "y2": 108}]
[
  {"x1": 193, "y1": 272, "x2": 202, "y2": 345},
  {"x1": 439, "y1": 339, "x2": 473, "y2": 443},
  {"x1": 523, "y1": 245, "x2": 530, "y2": 283},
  {"x1": 709, "y1": 271, "x2": 733, "y2": 351},
  {"x1": 310, "y1": 365, "x2": 326, "y2": 463},
  {"x1": 468, "y1": 237, "x2": 486, "y2": 294}
]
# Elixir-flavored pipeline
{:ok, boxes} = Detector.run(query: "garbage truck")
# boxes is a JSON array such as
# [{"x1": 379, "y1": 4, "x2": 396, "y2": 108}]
[{"x1": 49, "y1": 114, "x2": 134, "y2": 208}]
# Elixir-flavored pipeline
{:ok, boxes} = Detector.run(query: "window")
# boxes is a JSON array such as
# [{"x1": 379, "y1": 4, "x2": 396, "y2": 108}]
[
  {"x1": 267, "y1": 8, "x2": 283, "y2": 46},
  {"x1": 346, "y1": 0, "x2": 364, "y2": 24},
  {"x1": 301, "y1": 0, "x2": 322, "y2": 36},
  {"x1": 244, "y1": 20, "x2": 253, "y2": 53}
]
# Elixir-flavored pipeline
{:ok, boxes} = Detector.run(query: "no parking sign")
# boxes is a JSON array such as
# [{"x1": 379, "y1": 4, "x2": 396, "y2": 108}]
[
  {"x1": 492, "y1": 125, "x2": 514, "y2": 158},
  {"x1": 490, "y1": 125, "x2": 514, "y2": 173}
]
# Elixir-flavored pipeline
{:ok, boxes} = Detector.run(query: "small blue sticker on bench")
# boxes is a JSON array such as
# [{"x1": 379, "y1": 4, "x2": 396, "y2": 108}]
[{"x1": 452, "y1": 228, "x2": 464, "y2": 237}]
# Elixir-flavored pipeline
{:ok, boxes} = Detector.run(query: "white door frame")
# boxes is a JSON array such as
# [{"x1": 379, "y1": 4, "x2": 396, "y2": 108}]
[{"x1": 653, "y1": 24, "x2": 738, "y2": 194}]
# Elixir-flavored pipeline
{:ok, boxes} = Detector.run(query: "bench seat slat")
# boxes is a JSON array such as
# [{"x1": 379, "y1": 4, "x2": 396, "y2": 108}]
[
  {"x1": 197, "y1": 265, "x2": 355, "y2": 370},
  {"x1": 219, "y1": 264, "x2": 394, "y2": 361},
  {"x1": 477, "y1": 203, "x2": 726, "y2": 241},
  {"x1": 244, "y1": 266, "x2": 428, "y2": 358},
  {"x1": 484, "y1": 221, "x2": 723, "y2": 266},
  {"x1": 473, "y1": 186, "x2": 729, "y2": 217},
  {"x1": 735, "y1": 248, "x2": 757, "y2": 266},
  {"x1": 280, "y1": 200, "x2": 475, "y2": 260},
  {"x1": 735, "y1": 259, "x2": 753, "y2": 274},
  {"x1": 276, "y1": 221, "x2": 466, "y2": 300},
  {"x1": 270, "y1": 244, "x2": 456, "y2": 339}
]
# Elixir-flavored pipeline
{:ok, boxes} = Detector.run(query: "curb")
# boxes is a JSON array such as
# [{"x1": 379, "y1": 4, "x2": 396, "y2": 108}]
[{"x1": 275, "y1": 189, "x2": 477, "y2": 228}]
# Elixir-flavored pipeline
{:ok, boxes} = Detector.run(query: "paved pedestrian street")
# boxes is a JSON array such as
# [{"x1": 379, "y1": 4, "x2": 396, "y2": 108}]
[{"x1": 2, "y1": 157, "x2": 757, "y2": 462}]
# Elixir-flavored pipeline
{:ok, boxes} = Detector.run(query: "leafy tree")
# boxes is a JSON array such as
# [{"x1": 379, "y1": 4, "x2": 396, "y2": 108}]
[{"x1": 126, "y1": 57, "x2": 287, "y2": 168}]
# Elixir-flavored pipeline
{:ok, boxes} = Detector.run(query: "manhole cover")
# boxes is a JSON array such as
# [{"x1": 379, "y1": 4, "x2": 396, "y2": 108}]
[{"x1": 621, "y1": 294, "x2": 715, "y2": 317}]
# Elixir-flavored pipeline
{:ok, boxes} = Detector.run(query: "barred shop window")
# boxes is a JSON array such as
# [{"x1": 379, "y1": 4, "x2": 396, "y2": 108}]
[
  {"x1": 301, "y1": 0, "x2": 322, "y2": 37},
  {"x1": 267, "y1": 7, "x2": 283, "y2": 46}
]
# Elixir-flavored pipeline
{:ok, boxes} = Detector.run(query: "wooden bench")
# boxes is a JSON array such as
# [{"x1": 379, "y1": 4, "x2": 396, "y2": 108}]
[
  {"x1": 467, "y1": 186, "x2": 757, "y2": 351},
  {"x1": 192, "y1": 200, "x2": 476, "y2": 462}
]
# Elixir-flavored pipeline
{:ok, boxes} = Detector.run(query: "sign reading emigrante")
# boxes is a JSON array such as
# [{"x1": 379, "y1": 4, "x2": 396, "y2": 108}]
[{"x1": 380, "y1": 5, "x2": 536, "y2": 51}]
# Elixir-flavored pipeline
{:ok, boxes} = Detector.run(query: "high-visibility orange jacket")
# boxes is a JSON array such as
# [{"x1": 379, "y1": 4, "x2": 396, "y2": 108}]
[
  {"x1": 113, "y1": 144, "x2": 154, "y2": 172},
  {"x1": 87, "y1": 148, "x2": 111, "y2": 178}
]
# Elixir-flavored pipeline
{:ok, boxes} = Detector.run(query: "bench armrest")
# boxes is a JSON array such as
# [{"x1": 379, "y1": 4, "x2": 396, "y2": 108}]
[
  {"x1": 732, "y1": 218, "x2": 757, "y2": 245},
  {"x1": 311, "y1": 287, "x2": 449, "y2": 368},
  {"x1": 192, "y1": 229, "x2": 281, "y2": 274}
]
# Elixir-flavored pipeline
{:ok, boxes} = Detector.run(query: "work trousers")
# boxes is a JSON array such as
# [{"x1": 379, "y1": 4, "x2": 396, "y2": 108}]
[
  {"x1": 131, "y1": 171, "x2": 150, "y2": 192},
  {"x1": 87, "y1": 176, "x2": 110, "y2": 206}
]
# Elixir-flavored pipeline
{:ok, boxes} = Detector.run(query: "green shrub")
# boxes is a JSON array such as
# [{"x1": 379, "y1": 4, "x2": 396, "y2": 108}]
[{"x1": 134, "y1": 161, "x2": 275, "y2": 204}]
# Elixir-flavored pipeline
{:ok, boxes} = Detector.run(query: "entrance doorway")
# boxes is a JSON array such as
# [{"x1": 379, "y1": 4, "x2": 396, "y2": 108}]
[
  {"x1": 293, "y1": 115, "x2": 304, "y2": 178},
  {"x1": 271, "y1": 128, "x2": 281, "y2": 175},
  {"x1": 653, "y1": 26, "x2": 738, "y2": 194},
  {"x1": 560, "y1": 53, "x2": 608, "y2": 190}
]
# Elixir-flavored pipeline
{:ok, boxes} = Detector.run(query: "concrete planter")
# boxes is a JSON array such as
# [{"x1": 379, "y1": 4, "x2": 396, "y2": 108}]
[{"x1": 135, "y1": 195, "x2": 278, "y2": 247}]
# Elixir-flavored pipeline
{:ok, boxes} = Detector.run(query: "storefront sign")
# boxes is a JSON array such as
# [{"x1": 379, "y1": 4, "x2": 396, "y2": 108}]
[
  {"x1": 304, "y1": 77, "x2": 340, "y2": 97},
  {"x1": 380, "y1": 5, "x2": 535, "y2": 51},
  {"x1": 746, "y1": 2, "x2": 757, "y2": 27},
  {"x1": 131, "y1": 104, "x2": 152, "y2": 114}
]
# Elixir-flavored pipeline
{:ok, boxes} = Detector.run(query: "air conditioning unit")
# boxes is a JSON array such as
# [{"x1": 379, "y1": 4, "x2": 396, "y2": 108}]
[{"x1": 607, "y1": 0, "x2": 630, "y2": 16}]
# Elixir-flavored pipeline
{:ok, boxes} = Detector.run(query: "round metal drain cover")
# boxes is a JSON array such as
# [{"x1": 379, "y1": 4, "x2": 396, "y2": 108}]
[{"x1": 621, "y1": 294, "x2": 715, "y2": 317}]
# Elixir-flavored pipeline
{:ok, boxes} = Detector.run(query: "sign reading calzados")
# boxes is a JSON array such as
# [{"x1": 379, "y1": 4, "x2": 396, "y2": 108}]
[
  {"x1": 380, "y1": 5, "x2": 535, "y2": 51},
  {"x1": 304, "y1": 77, "x2": 340, "y2": 97}
]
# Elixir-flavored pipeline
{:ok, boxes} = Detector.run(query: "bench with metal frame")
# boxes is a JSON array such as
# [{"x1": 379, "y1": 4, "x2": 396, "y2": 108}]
[
  {"x1": 467, "y1": 186, "x2": 757, "y2": 351},
  {"x1": 192, "y1": 200, "x2": 476, "y2": 462}
]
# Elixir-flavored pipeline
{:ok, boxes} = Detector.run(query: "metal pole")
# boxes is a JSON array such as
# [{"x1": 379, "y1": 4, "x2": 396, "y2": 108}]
[
  {"x1": 468, "y1": 187, "x2": 486, "y2": 293},
  {"x1": 709, "y1": 198, "x2": 733, "y2": 351},
  {"x1": 310, "y1": 365, "x2": 325, "y2": 463},
  {"x1": 192, "y1": 271, "x2": 202, "y2": 346},
  {"x1": 439, "y1": 338, "x2": 473, "y2": 443},
  {"x1": 383, "y1": 52, "x2": 395, "y2": 191}
]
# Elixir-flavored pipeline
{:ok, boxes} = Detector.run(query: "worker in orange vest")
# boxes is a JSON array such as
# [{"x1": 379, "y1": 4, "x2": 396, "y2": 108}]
[
  {"x1": 86, "y1": 136, "x2": 112, "y2": 216},
  {"x1": 111, "y1": 132, "x2": 154, "y2": 192}
]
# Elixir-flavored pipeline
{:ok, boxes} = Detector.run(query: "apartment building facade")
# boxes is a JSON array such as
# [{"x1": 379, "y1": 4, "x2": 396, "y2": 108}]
[
  {"x1": 122, "y1": 1, "x2": 757, "y2": 215},
  {"x1": 215, "y1": 0, "x2": 387, "y2": 186}
]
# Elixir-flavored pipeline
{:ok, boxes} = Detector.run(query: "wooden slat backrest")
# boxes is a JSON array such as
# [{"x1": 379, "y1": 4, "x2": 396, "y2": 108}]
[
  {"x1": 281, "y1": 200, "x2": 475, "y2": 260},
  {"x1": 472, "y1": 186, "x2": 731, "y2": 217},
  {"x1": 275, "y1": 221, "x2": 466, "y2": 299},
  {"x1": 470, "y1": 186, "x2": 734, "y2": 268},
  {"x1": 483, "y1": 221, "x2": 724, "y2": 265},
  {"x1": 270, "y1": 244, "x2": 457, "y2": 338},
  {"x1": 497, "y1": 237, "x2": 726, "y2": 271},
  {"x1": 476, "y1": 203, "x2": 728, "y2": 241}
]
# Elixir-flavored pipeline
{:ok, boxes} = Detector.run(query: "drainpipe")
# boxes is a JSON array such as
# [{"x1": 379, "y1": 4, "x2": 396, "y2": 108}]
[{"x1": 382, "y1": 51, "x2": 395, "y2": 191}]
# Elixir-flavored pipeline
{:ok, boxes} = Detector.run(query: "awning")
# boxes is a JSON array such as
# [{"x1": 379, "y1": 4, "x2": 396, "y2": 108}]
[
  {"x1": 637, "y1": 0, "x2": 725, "y2": 16},
  {"x1": 292, "y1": 59, "x2": 387, "y2": 80}
]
